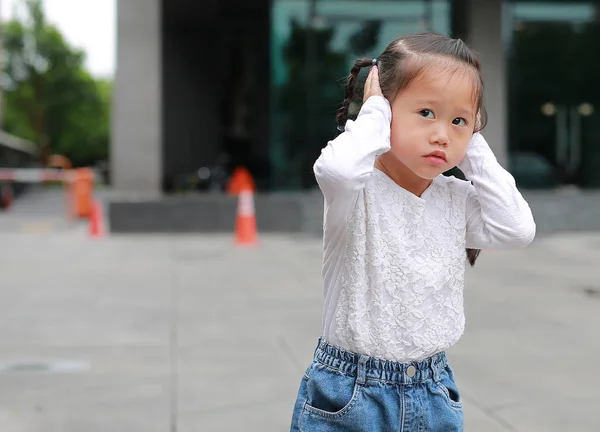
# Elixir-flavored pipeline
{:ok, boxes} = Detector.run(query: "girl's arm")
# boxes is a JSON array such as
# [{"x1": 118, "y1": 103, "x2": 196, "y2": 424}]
[
  {"x1": 460, "y1": 132, "x2": 536, "y2": 249},
  {"x1": 313, "y1": 95, "x2": 391, "y2": 203}
]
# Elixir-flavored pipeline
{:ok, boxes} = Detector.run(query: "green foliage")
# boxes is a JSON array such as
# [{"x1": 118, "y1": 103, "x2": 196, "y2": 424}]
[{"x1": 1, "y1": 0, "x2": 110, "y2": 166}]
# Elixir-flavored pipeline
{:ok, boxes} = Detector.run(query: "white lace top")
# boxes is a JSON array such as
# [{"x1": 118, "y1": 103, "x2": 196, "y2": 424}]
[{"x1": 314, "y1": 96, "x2": 536, "y2": 362}]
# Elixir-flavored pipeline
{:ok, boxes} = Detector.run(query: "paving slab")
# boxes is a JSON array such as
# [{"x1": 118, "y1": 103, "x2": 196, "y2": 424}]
[{"x1": 0, "y1": 221, "x2": 598, "y2": 430}]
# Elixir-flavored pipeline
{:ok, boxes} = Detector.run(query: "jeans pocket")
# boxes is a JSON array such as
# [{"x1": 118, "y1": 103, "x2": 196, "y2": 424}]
[
  {"x1": 436, "y1": 365, "x2": 463, "y2": 410},
  {"x1": 302, "y1": 363, "x2": 363, "y2": 419}
]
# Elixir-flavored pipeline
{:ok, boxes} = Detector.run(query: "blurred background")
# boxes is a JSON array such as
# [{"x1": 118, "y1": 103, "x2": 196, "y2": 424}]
[{"x1": 0, "y1": 0, "x2": 599, "y2": 431}]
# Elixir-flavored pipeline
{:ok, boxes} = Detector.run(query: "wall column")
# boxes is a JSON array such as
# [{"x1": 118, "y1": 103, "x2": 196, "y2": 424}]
[
  {"x1": 466, "y1": 0, "x2": 508, "y2": 167},
  {"x1": 111, "y1": 0, "x2": 162, "y2": 195}
]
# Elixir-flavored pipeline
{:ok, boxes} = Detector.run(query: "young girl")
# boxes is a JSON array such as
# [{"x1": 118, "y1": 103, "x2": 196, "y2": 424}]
[{"x1": 290, "y1": 32, "x2": 536, "y2": 432}]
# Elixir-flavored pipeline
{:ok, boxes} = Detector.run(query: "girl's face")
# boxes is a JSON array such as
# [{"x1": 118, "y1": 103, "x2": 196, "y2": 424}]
[{"x1": 388, "y1": 67, "x2": 478, "y2": 180}]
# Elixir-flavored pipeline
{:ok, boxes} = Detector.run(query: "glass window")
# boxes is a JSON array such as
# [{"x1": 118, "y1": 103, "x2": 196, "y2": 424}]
[
  {"x1": 270, "y1": 0, "x2": 451, "y2": 190},
  {"x1": 507, "y1": 1, "x2": 600, "y2": 188}
]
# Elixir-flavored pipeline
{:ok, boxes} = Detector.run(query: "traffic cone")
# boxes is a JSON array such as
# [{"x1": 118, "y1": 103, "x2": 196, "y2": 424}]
[
  {"x1": 1, "y1": 184, "x2": 13, "y2": 210},
  {"x1": 89, "y1": 199, "x2": 105, "y2": 238},
  {"x1": 227, "y1": 167, "x2": 255, "y2": 195},
  {"x1": 234, "y1": 188, "x2": 258, "y2": 246}
]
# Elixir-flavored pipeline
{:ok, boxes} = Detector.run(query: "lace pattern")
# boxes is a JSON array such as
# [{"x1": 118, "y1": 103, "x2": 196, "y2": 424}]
[{"x1": 332, "y1": 170, "x2": 469, "y2": 362}]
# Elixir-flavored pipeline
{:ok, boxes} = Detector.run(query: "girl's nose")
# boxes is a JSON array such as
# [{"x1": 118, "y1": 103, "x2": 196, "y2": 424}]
[{"x1": 429, "y1": 127, "x2": 449, "y2": 146}]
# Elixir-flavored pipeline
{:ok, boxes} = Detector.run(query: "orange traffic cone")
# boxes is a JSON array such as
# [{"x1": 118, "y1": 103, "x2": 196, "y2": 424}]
[
  {"x1": 227, "y1": 167, "x2": 255, "y2": 195},
  {"x1": 89, "y1": 199, "x2": 105, "y2": 238},
  {"x1": 1, "y1": 184, "x2": 13, "y2": 210},
  {"x1": 234, "y1": 188, "x2": 258, "y2": 246}
]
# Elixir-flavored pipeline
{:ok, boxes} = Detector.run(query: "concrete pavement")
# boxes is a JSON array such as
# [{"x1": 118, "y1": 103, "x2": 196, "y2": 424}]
[{"x1": 0, "y1": 222, "x2": 598, "y2": 430}]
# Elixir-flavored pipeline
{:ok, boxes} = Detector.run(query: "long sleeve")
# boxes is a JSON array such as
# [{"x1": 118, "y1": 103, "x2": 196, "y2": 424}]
[
  {"x1": 313, "y1": 96, "x2": 391, "y2": 205},
  {"x1": 460, "y1": 133, "x2": 536, "y2": 249}
]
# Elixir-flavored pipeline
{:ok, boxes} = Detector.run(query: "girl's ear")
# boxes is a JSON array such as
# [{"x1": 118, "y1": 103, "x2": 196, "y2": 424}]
[{"x1": 475, "y1": 111, "x2": 482, "y2": 131}]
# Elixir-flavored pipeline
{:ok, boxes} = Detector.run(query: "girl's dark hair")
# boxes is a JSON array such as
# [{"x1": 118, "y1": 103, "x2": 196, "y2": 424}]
[{"x1": 335, "y1": 32, "x2": 486, "y2": 267}]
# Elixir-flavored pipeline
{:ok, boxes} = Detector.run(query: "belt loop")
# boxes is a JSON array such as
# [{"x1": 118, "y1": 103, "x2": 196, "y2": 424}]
[
  {"x1": 313, "y1": 337, "x2": 322, "y2": 358},
  {"x1": 356, "y1": 355, "x2": 369, "y2": 385},
  {"x1": 430, "y1": 356, "x2": 440, "y2": 382}
]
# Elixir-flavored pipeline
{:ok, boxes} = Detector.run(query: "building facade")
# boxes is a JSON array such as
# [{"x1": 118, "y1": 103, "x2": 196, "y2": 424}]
[{"x1": 111, "y1": 0, "x2": 600, "y2": 196}]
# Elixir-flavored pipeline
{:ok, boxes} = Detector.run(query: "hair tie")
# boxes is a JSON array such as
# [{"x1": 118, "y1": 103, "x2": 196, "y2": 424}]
[
  {"x1": 337, "y1": 125, "x2": 345, "y2": 132},
  {"x1": 372, "y1": 58, "x2": 378, "y2": 66}
]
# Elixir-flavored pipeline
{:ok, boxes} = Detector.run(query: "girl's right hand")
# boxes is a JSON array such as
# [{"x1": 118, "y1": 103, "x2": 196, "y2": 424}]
[{"x1": 363, "y1": 66, "x2": 383, "y2": 103}]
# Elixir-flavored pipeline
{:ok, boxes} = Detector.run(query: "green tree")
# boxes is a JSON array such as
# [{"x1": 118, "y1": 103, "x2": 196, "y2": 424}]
[{"x1": 1, "y1": 0, "x2": 109, "y2": 166}]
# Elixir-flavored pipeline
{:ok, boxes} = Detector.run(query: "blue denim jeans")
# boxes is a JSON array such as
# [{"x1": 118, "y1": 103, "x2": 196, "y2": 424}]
[{"x1": 290, "y1": 338, "x2": 463, "y2": 432}]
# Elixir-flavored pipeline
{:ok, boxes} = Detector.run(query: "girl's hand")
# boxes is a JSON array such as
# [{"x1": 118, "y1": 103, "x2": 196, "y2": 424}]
[{"x1": 363, "y1": 66, "x2": 383, "y2": 103}]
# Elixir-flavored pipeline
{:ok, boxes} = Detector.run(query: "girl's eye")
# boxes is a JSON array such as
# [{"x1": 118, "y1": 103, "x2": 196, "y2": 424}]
[
  {"x1": 453, "y1": 117, "x2": 467, "y2": 126},
  {"x1": 419, "y1": 109, "x2": 434, "y2": 119}
]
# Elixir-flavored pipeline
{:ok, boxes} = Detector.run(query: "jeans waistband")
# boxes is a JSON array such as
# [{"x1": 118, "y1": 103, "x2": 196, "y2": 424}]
[{"x1": 314, "y1": 338, "x2": 448, "y2": 385}]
